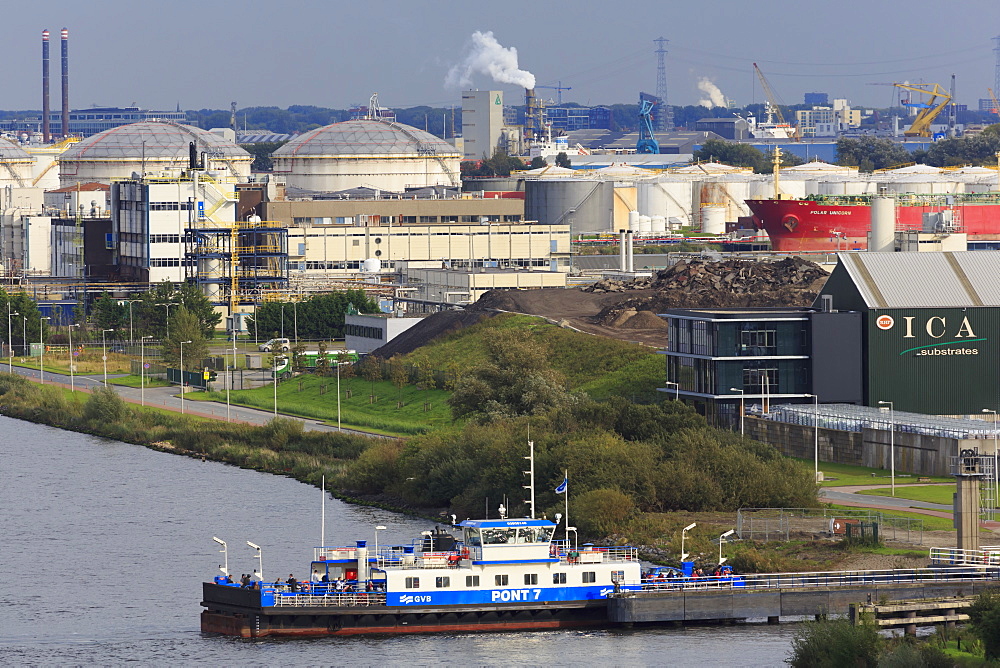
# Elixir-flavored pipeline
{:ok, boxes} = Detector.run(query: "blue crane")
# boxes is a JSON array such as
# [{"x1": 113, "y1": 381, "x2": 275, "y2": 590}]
[
  {"x1": 636, "y1": 99, "x2": 659, "y2": 154},
  {"x1": 536, "y1": 81, "x2": 572, "y2": 105}
]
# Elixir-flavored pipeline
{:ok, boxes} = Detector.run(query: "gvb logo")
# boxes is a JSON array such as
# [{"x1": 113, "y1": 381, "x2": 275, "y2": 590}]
[{"x1": 400, "y1": 595, "x2": 432, "y2": 604}]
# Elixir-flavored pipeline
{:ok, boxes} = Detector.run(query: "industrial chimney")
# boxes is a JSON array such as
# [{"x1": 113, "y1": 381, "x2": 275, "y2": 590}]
[
  {"x1": 524, "y1": 88, "x2": 538, "y2": 142},
  {"x1": 42, "y1": 30, "x2": 50, "y2": 143},
  {"x1": 60, "y1": 28, "x2": 69, "y2": 138}
]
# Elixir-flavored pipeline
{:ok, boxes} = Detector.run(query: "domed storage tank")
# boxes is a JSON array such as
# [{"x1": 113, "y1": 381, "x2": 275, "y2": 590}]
[
  {"x1": 634, "y1": 214, "x2": 652, "y2": 234},
  {"x1": 0, "y1": 138, "x2": 37, "y2": 187},
  {"x1": 650, "y1": 215, "x2": 667, "y2": 233},
  {"x1": 272, "y1": 119, "x2": 460, "y2": 193},
  {"x1": 637, "y1": 178, "x2": 693, "y2": 226},
  {"x1": 524, "y1": 178, "x2": 614, "y2": 234},
  {"x1": 363, "y1": 258, "x2": 382, "y2": 273},
  {"x1": 701, "y1": 205, "x2": 726, "y2": 234},
  {"x1": 58, "y1": 121, "x2": 251, "y2": 186}
]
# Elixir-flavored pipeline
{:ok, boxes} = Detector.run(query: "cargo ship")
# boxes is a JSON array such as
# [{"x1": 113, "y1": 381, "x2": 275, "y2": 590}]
[
  {"x1": 747, "y1": 193, "x2": 1000, "y2": 252},
  {"x1": 200, "y1": 517, "x2": 644, "y2": 637}
]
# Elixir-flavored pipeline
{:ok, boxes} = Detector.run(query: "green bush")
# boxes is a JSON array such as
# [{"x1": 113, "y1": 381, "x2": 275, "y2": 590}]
[
  {"x1": 787, "y1": 617, "x2": 881, "y2": 668},
  {"x1": 83, "y1": 386, "x2": 130, "y2": 424},
  {"x1": 571, "y1": 489, "x2": 635, "y2": 538},
  {"x1": 968, "y1": 586, "x2": 1000, "y2": 661}
]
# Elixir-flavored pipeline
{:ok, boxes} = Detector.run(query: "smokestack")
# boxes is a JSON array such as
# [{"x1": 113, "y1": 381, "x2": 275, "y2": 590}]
[
  {"x1": 60, "y1": 28, "x2": 69, "y2": 138},
  {"x1": 525, "y1": 88, "x2": 537, "y2": 141},
  {"x1": 42, "y1": 30, "x2": 50, "y2": 143}
]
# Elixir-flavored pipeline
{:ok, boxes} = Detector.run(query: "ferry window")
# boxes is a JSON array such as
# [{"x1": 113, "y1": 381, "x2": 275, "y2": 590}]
[
  {"x1": 553, "y1": 573, "x2": 567, "y2": 584},
  {"x1": 482, "y1": 528, "x2": 515, "y2": 544},
  {"x1": 465, "y1": 529, "x2": 481, "y2": 546},
  {"x1": 612, "y1": 570, "x2": 625, "y2": 583},
  {"x1": 436, "y1": 577, "x2": 451, "y2": 588},
  {"x1": 495, "y1": 574, "x2": 509, "y2": 586},
  {"x1": 582, "y1": 572, "x2": 596, "y2": 584},
  {"x1": 516, "y1": 528, "x2": 537, "y2": 544},
  {"x1": 466, "y1": 575, "x2": 480, "y2": 587},
  {"x1": 537, "y1": 527, "x2": 554, "y2": 543},
  {"x1": 405, "y1": 577, "x2": 420, "y2": 589},
  {"x1": 524, "y1": 574, "x2": 538, "y2": 585}
]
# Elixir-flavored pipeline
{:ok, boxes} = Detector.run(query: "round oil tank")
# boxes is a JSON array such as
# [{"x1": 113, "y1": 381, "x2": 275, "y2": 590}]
[
  {"x1": 0, "y1": 138, "x2": 36, "y2": 187},
  {"x1": 651, "y1": 215, "x2": 667, "y2": 233},
  {"x1": 628, "y1": 210, "x2": 640, "y2": 231},
  {"x1": 634, "y1": 214, "x2": 652, "y2": 234},
  {"x1": 870, "y1": 195, "x2": 895, "y2": 252},
  {"x1": 362, "y1": 258, "x2": 382, "y2": 273},
  {"x1": 272, "y1": 119, "x2": 461, "y2": 193},
  {"x1": 58, "y1": 121, "x2": 251, "y2": 186},
  {"x1": 701, "y1": 205, "x2": 726, "y2": 234},
  {"x1": 524, "y1": 179, "x2": 614, "y2": 234},
  {"x1": 636, "y1": 178, "x2": 693, "y2": 225},
  {"x1": 463, "y1": 176, "x2": 523, "y2": 192}
]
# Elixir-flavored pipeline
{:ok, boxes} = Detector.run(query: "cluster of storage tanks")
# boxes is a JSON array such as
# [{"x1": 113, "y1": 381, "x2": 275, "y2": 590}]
[{"x1": 521, "y1": 161, "x2": 1000, "y2": 235}]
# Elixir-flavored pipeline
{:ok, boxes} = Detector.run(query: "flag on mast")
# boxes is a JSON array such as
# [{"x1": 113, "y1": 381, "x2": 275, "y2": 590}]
[{"x1": 555, "y1": 477, "x2": 568, "y2": 494}]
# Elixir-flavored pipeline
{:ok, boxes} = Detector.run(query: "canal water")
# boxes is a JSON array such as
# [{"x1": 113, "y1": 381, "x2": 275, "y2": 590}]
[{"x1": 0, "y1": 415, "x2": 800, "y2": 666}]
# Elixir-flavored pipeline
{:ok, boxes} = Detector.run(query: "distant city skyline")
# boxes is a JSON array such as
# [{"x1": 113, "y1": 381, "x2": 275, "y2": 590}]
[{"x1": 2, "y1": 0, "x2": 999, "y2": 114}]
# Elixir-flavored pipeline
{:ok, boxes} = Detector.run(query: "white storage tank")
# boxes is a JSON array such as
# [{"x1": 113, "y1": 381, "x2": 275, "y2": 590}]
[
  {"x1": 362, "y1": 258, "x2": 382, "y2": 273},
  {"x1": 0, "y1": 138, "x2": 37, "y2": 187},
  {"x1": 870, "y1": 195, "x2": 896, "y2": 252},
  {"x1": 650, "y1": 215, "x2": 667, "y2": 233},
  {"x1": 701, "y1": 205, "x2": 726, "y2": 234},
  {"x1": 636, "y1": 178, "x2": 694, "y2": 226},
  {"x1": 634, "y1": 214, "x2": 652, "y2": 234}
]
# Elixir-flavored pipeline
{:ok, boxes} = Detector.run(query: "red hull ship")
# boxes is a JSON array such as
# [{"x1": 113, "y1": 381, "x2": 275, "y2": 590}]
[{"x1": 747, "y1": 193, "x2": 1000, "y2": 252}]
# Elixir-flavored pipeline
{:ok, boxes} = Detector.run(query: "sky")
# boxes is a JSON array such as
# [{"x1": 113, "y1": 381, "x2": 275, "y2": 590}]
[{"x1": 2, "y1": 0, "x2": 1000, "y2": 114}]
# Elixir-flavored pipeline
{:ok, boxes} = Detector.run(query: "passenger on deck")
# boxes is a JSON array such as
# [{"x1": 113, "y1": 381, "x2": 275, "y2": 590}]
[
  {"x1": 240, "y1": 573, "x2": 251, "y2": 587},
  {"x1": 321, "y1": 573, "x2": 329, "y2": 582},
  {"x1": 224, "y1": 574, "x2": 233, "y2": 584},
  {"x1": 287, "y1": 575, "x2": 299, "y2": 592},
  {"x1": 311, "y1": 569, "x2": 323, "y2": 583}
]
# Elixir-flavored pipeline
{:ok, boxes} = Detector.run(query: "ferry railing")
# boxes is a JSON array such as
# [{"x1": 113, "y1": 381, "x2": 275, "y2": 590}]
[
  {"x1": 553, "y1": 545, "x2": 639, "y2": 564},
  {"x1": 270, "y1": 591, "x2": 387, "y2": 607},
  {"x1": 314, "y1": 546, "x2": 358, "y2": 561}
]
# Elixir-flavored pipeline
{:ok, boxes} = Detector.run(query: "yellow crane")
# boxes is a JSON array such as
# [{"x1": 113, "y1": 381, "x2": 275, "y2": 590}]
[
  {"x1": 894, "y1": 82, "x2": 951, "y2": 137},
  {"x1": 989, "y1": 88, "x2": 1000, "y2": 120},
  {"x1": 752, "y1": 63, "x2": 798, "y2": 140}
]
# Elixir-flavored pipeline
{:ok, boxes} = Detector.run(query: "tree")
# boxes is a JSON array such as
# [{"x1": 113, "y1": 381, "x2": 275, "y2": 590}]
[
  {"x1": 239, "y1": 140, "x2": 288, "y2": 172},
  {"x1": 835, "y1": 136, "x2": 912, "y2": 172},
  {"x1": 787, "y1": 618, "x2": 881, "y2": 668},
  {"x1": 554, "y1": 152, "x2": 572, "y2": 169},
  {"x1": 691, "y1": 139, "x2": 801, "y2": 173},
  {"x1": 315, "y1": 341, "x2": 331, "y2": 376},
  {"x1": 91, "y1": 292, "x2": 127, "y2": 332},
  {"x1": 247, "y1": 290, "x2": 380, "y2": 341},
  {"x1": 0, "y1": 289, "x2": 43, "y2": 355},
  {"x1": 130, "y1": 281, "x2": 221, "y2": 339},
  {"x1": 388, "y1": 354, "x2": 408, "y2": 405},
  {"x1": 529, "y1": 156, "x2": 547, "y2": 169},
  {"x1": 161, "y1": 306, "x2": 209, "y2": 371},
  {"x1": 967, "y1": 587, "x2": 1000, "y2": 660}
]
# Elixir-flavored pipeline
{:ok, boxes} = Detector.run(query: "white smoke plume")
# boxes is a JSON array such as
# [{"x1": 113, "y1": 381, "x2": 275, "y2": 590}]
[
  {"x1": 697, "y1": 77, "x2": 726, "y2": 108},
  {"x1": 446, "y1": 31, "x2": 536, "y2": 90}
]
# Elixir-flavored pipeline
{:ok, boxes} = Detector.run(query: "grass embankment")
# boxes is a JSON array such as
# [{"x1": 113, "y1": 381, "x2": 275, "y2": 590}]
[
  {"x1": 858, "y1": 485, "x2": 953, "y2": 505},
  {"x1": 110, "y1": 375, "x2": 171, "y2": 388},
  {"x1": 824, "y1": 504, "x2": 955, "y2": 531},
  {"x1": 789, "y1": 458, "x2": 952, "y2": 487},
  {"x1": 401, "y1": 313, "x2": 665, "y2": 402},
  {"x1": 189, "y1": 376, "x2": 452, "y2": 436}
]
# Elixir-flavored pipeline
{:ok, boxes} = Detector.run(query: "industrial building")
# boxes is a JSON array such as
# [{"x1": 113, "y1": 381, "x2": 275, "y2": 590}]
[
  {"x1": 344, "y1": 312, "x2": 424, "y2": 354},
  {"x1": 461, "y1": 90, "x2": 504, "y2": 160},
  {"x1": 663, "y1": 251, "x2": 1000, "y2": 425},
  {"x1": 397, "y1": 263, "x2": 567, "y2": 307}
]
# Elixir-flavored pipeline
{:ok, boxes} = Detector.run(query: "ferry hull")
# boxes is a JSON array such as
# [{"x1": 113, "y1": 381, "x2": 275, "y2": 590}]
[{"x1": 746, "y1": 198, "x2": 1000, "y2": 252}]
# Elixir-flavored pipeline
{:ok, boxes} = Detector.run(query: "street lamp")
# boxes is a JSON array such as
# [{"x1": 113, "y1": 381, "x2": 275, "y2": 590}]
[
  {"x1": 38, "y1": 316, "x2": 51, "y2": 383},
  {"x1": 247, "y1": 540, "x2": 263, "y2": 582},
  {"x1": 680, "y1": 522, "x2": 696, "y2": 562},
  {"x1": 566, "y1": 526, "x2": 578, "y2": 553},
  {"x1": 157, "y1": 303, "x2": 174, "y2": 338},
  {"x1": 212, "y1": 536, "x2": 229, "y2": 578},
  {"x1": 336, "y1": 358, "x2": 342, "y2": 432},
  {"x1": 718, "y1": 529, "x2": 735, "y2": 566},
  {"x1": 7, "y1": 310, "x2": 19, "y2": 373},
  {"x1": 179, "y1": 340, "x2": 192, "y2": 414},
  {"x1": 730, "y1": 387, "x2": 745, "y2": 436},
  {"x1": 67, "y1": 323, "x2": 80, "y2": 392},
  {"x1": 878, "y1": 400, "x2": 895, "y2": 496},
  {"x1": 273, "y1": 355, "x2": 279, "y2": 417},
  {"x1": 664, "y1": 380, "x2": 679, "y2": 401},
  {"x1": 806, "y1": 393, "x2": 820, "y2": 482},
  {"x1": 374, "y1": 525, "x2": 387, "y2": 565},
  {"x1": 983, "y1": 409, "x2": 999, "y2": 517},
  {"x1": 101, "y1": 329, "x2": 114, "y2": 386},
  {"x1": 293, "y1": 300, "x2": 298, "y2": 345},
  {"x1": 140, "y1": 335, "x2": 153, "y2": 406},
  {"x1": 280, "y1": 303, "x2": 286, "y2": 340},
  {"x1": 123, "y1": 300, "x2": 139, "y2": 344}
]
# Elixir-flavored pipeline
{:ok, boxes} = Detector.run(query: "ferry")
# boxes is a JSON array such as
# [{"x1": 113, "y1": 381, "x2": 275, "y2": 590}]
[{"x1": 201, "y1": 516, "x2": 643, "y2": 637}]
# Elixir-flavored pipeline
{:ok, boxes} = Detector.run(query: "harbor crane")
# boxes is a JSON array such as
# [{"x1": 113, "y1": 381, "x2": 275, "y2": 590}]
[
  {"x1": 894, "y1": 82, "x2": 951, "y2": 137},
  {"x1": 536, "y1": 81, "x2": 572, "y2": 105},
  {"x1": 989, "y1": 88, "x2": 1000, "y2": 119},
  {"x1": 752, "y1": 63, "x2": 798, "y2": 140},
  {"x1": 636, "y1": 99, "x2": 660, "y2": 154}
]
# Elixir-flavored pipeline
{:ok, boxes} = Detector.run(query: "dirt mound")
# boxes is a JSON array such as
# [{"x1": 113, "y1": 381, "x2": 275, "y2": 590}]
[
  {"x1": 593, "y1": 257, "x2": 828, "y2": 325},
  {"x1": 620, "y1": 311, "x2": 668, "y2": 329},
  {"x1": 370, "y1": 310, "x2": 492, "y2": 359}
]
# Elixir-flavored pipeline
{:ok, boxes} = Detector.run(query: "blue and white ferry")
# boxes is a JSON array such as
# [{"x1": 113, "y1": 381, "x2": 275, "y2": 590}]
[{"x1": 201, "y1": 516, "x2": 642, "y2": 637}]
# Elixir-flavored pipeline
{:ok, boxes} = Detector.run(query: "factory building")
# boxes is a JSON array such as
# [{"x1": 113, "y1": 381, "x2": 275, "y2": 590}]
[
  {"x1": 397, "y1": 263, "x2": 567, "y2": 307},
  {"x1": 58, "y1": 121, "x2": 252, "y2": 186},
  {"x1": 271, "y1": 118, "x2": 461, "y2": 193},
  {"x1": 344, "y1": 312, "x2": 424, "y2": 354},
  {"x1": 461, "y1": 90, "x2": 504, "y2": 160}
]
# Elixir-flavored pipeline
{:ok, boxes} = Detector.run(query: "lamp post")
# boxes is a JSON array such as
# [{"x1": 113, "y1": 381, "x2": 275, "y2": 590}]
[
  {"x1": 247, "y1": 541, "x2": 263, "y2": 582},
  {"x1": 179, "y1": 340, "x2": 192, "y2": 414},
  {"x1": 374, "y1": 525, "x2": 387, "y2": 565},
  {"x1": 983, "y1": 408, "x2": 999, "y2": 517},
  {"x1": 22, "y1": 316, "x2": 27, "y2": 357},
  {"x1": 101, "y1": 329, "x2": 114, "y2": 386},
  {"x1": 664, "y1": 380, "x2": 679, "y2": 401},
  {"x1": 878, "y1": 400, "x2": 895, "y2": 496},
  {"x1": 566, "y1": 526, "x2": 578, "y2": 553},
  {"x1": 273, "y1": 355, "x2": 279, "y2": 417},
  {"x1": 38, "y1": 316, "x2": 51, "y2": 383},
  {"x1": 212, "y1": 536, "x2": 229, "y2": 578},
  {"x1": 293, "y1": 300, "x2": 298, "y2": 345},
  {"x1": 225, "y1": 348, "x2": 231, "y2": 422},
  {"x1": 140, "y1": 335, "x2": 153, "y2": 406},
  {"x1": 730, "y1": 387, "x2": 745, "y2": 436},
  {"x1": 7, "y1": 310, "x2": 19, "y2": 373},
  {"x1": 280, "y1": 303, "x2": 285, "y2": 340},
  {"x1": 157, "y1": 303, "x2": 174, "y2": 338},
  {"x1": 806, "y1": 393, "x2": 820, "y2": 482},
  {"x1": 681, "y1": 522, "x2": 696, "y2": 562},
  {"x1": 124, "y1": 300, "x2": 139, "y2": 344},
  {"x1": 67, "y1": 323, "x2": 79, "y2": 392},
  {"x1": 718, "y1": 529, "x2": 735, "y2": 566},
  {"x1": 336, "y1": 358, "x2": 342, "y2": 431}
]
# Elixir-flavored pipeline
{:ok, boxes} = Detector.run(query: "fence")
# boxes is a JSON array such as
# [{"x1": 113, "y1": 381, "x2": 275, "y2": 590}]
[{"x1": 736, "y1": 507, "x2": 924, "y2": 545}]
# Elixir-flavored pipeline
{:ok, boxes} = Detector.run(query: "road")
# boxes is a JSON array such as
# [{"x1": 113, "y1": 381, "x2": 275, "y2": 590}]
[
  {"x1": 820, "y1": 484, "x2": 953, "y2": 513},
  {"x1": 4, "y1": 364, "x2": 384, "y2": 437}
]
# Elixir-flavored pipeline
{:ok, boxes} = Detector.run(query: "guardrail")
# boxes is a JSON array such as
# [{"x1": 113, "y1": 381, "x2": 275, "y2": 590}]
[
  {"x1": 270, "y1": 591, "x2": 387, "y2": 607},
  {"x1": 930, "y1": 546, "x2": 1000, "y2": 566}
]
